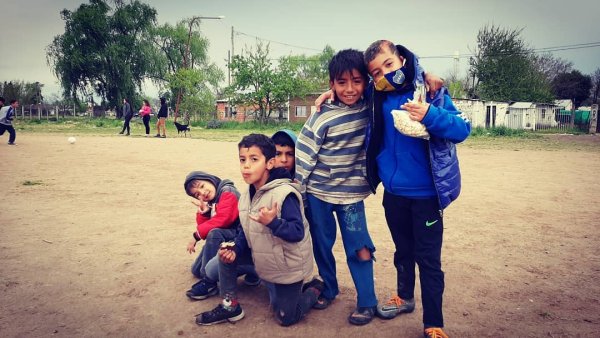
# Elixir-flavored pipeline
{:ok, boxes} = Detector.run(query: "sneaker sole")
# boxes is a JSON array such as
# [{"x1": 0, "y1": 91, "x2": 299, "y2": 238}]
[
  {"x1": 376, "y1": 306, "x2": 415, "y2": 319},
  {"x1": 186, "y1": 287, "x2": 218, "y2": 300},
  {"x1": 196, "y1": 310, "x2": 245, "y2": 325}
]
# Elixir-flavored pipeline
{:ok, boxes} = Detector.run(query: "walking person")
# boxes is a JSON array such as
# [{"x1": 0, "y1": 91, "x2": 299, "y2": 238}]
[
  {"x1": 0, "y1": 98, "x2": 19, "y2": 145},
  {"x1": 139, "y1": 99, "x2": 151, "y2": 137},
  {"x1": 119, "y1": 98, "x2": 133, "y2": 136}
]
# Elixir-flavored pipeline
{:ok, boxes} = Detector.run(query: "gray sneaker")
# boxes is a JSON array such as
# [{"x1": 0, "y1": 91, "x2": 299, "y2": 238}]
[{"x1": 376, "y1": 296, "x2": 415, "y2": 319}]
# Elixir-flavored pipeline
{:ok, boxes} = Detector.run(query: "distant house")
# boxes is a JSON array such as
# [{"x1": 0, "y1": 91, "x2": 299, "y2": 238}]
[
  {"x1": 506, "y1": 102, "x2": 558, "y2": 130},
  {"x1": 453, "y1": 98, "x2": 509, "y2": 128},
  {"x1": 555, "y1": 99, "x2": 573, "y2": 111},
  {"x1": 215, "y1": 94, "x2": 320, "y2": 124}
]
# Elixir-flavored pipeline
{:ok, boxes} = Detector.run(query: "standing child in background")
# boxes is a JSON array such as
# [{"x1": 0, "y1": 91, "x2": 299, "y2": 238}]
[
  {"x1": 196, "y1": 134, "x2": 323, "y2": 327},
  {"x1": 295, "y1": 49, "x2": 378, "y2": 326},
  {"x1": 139, "y1": 99, "x2": 152, "y2": 137},
  {"x1": 119, "y1": 98, "x2": 133, "y2": 136},
  {"x1": 364, "y1": 40, "x2": 470, "y2": 338},
  {"x1": 184, "y1": 171, "x2": 241, "y2": 300},
  {"x1": 155, "y1": 97, "x2": 168, "y2": 138}
]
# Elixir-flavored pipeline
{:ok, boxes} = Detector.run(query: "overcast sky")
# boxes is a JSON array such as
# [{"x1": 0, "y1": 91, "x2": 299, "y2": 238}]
[{"x1": 1, "y1": 0, "x2": 599, "y2": 99}]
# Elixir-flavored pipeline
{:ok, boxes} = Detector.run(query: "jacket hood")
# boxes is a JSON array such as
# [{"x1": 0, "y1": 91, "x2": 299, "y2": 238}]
[
  {"x1": 184, "y1": 171, "x2": 240, "y2": 203},
  {"x1": 272, "y1": 129, "x2": 297, "y2": 145}
]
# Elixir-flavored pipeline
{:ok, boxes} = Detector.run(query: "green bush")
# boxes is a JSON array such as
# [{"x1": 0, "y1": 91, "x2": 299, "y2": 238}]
[{"x1": 206, "y1": 120, "x2": 223, "y2": 129}]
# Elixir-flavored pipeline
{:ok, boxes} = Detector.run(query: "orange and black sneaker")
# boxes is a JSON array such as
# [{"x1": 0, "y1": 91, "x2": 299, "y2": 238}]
[{"x1": 424, "y1": 327, "x2": 449, "y2": 338}]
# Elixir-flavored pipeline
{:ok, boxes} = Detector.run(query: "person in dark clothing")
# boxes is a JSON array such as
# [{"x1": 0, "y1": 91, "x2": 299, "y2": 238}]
[
  {"x1": 0, "y1": 99, "x2": 19, "y2": 145},
  {"x1": 155, "y1": 97, "x2": 168, "y2": 138},
  {"x1": 119, "y1": 98, "x2": 133, "y2": 136}
]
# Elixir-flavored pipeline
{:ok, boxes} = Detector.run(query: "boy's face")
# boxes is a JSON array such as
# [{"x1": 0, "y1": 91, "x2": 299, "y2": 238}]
[
  {"x1": 330, "y1": 69, "x2": 366, "y2": 106},
  {"x1": 274, "y1": 144, "x2": 295, "y2": 173},
  {"x1": 367, "y1": 44, "x2": 404, "y2": 84},
  {"x1": 239, "y1": 145, "x2": 274, "y2": 188},
  {"x1": 187, "y1": 179, "x2": 216, "y2": 202}
]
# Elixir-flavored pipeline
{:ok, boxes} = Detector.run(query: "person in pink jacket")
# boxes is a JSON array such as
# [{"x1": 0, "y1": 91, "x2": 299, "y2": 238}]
[{"x1": 139, "y1": 99, "x2": 152, "y2": 137}]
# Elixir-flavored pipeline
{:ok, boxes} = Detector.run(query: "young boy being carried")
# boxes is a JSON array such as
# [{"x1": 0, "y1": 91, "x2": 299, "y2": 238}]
[
  {"x1": 295, "y1": 49, "x2": 378, "y2": 326},
  {"x1": 364, "y1": 40, "x2": 470, "y2": 338},
  {"x1": 183, "y1": 171, "x2": 242, "y2": 300},
  {"x1": 196, "y1": 134, "x2": 323, "y2": 327}
]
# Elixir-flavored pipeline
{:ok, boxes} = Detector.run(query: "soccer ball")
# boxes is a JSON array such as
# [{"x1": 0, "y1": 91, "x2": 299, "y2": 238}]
[{"x1": 68, "y1": 137, "x2": 76, "y2": 144}]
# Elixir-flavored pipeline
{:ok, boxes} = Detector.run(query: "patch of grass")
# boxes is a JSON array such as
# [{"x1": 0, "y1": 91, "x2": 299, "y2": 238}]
[{"x1": 22, "y1": 180, "x2": 43, "y2": 186}]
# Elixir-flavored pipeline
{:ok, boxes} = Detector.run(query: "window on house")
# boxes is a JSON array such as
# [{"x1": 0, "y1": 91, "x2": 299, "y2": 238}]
[
  {"x1": 541, "y1": 109, "x2": 546, "y2": 119},
  {"x1": 295, "y1": 106, "x2": 307, "y2": 117}
]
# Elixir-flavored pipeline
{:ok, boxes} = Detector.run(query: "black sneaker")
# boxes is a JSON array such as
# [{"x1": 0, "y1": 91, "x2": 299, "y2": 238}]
[
  {"x1": 302, "y1": 276, "x2": 325, "y2": 294},
  {"x1": 196, "y1": 299, "x2": 245, "y2": 325},
  {"x1": 186, "y1": 279, "x2": 218, "y2": 300},
  {"x1": 348, "y1": 306, "x2": 376, "y2": 326},
  {"x1": 243, "y1": 273, "x2": 261, "y2": 286}
]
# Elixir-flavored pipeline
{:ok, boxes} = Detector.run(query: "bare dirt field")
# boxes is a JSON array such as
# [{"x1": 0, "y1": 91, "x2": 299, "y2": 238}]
[{"x1": 1, "y1": 133, "x2": 599, "y2": 337}]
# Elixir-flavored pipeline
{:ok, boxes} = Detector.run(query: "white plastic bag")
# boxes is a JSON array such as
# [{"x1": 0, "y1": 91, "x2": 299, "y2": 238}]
[{"x1": 391, "y1": 109, "x2": 430, "y2": 139}]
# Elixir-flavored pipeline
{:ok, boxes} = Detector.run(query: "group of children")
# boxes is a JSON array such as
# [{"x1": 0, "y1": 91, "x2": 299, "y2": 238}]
[{"x1": 181, "y1": 39, "x2": 470, "y2": 338}]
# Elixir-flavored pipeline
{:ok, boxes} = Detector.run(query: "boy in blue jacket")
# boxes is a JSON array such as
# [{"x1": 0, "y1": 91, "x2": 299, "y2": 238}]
[{"x1": 365, "y1": 40, "x2": 470, "y2": 338}]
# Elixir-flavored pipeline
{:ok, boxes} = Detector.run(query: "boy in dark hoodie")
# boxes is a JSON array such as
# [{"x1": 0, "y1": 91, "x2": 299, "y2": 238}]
[
  {"x1": 271, "y1": 129, "x2": 297, "y2": 177},
  {"x1": 183, "y1": 171, "x2": 241, "y2": 300},
  {"x1": 196, "y1": 133, "x2": 323, "y2": 327}
]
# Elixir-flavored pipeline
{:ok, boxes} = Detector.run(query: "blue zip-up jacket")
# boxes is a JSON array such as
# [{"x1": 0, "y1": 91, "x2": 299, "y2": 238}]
[{"x1": 366, "y1": 45, "x2": 471, "y2": 210}]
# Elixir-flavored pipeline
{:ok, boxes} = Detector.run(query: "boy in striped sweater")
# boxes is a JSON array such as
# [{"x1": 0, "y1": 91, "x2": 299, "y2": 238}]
[{"x1": 295, "y1": 49, "x2": 377, "y2": 326}]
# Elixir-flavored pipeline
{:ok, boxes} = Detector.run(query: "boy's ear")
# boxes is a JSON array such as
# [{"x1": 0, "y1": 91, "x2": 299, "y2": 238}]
[
  {"x1": 266, "y1": 157, "x2": 275, "y2": 170},
  {"x1": 329, "y1": 80, "x2": 334, "y2": 89}
]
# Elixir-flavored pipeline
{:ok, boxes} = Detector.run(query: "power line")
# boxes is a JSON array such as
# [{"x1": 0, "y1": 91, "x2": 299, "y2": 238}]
[
  {"x1": 421, "y1": 41, "x2": 600, "y2": 59},
  {"x1": 235, "y1": 30, "x2": 322, "y2": 52}
]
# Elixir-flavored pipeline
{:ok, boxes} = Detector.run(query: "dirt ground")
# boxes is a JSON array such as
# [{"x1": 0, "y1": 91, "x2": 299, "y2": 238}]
[{"x1": 1, "y1": 133, "x2": 599, "y2": 338}]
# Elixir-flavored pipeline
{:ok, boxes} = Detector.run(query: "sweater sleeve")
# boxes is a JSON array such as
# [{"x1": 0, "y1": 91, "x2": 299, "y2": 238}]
[
  {"x1": 266, "y1": 194, "x2": 304, "y2": 243},
  {"x1": 422, "y1": 94, "x2": 471, "y2": 143},
  {"x1": 295, "y1": 115, "x2": 325, "y2": 191},
  {"x1": 195, "y1": 192, "x2": 239, "y2": 240}
]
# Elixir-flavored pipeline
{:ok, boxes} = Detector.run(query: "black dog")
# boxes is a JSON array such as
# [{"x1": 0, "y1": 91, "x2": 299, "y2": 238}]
[{"x1": 174, "y1": 121, "x2": 191, "y2": 137}]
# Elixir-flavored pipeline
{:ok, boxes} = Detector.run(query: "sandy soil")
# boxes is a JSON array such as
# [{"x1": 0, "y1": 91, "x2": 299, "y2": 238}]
[{"x1": 1, "y1": 133, "x2": 599, "y2": 338}]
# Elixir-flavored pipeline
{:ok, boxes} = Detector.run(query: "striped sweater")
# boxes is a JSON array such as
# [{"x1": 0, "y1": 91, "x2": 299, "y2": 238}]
[{"x1": 295, "y1": 100, "x2": 371, "y2": 205}]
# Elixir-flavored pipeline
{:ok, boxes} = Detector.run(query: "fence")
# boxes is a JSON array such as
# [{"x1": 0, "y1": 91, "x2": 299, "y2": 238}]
[
  {"x1": 495, "y1": 107, "x2": 592, "y2": 133},
  {"x1": 16, "y1": 104, "x2": 84, "y2": 120}
]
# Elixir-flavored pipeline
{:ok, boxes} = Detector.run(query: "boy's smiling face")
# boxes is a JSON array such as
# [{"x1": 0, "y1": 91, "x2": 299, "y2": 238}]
[
  {"x1": 239, "y1": 145, "x2": 274, "y2": 189},
  {"x1": 330, "y1": 69, "x2": 366, "y2": 106},
  {"x1": 188, "y1": 179, "x2": 216, "y2": 202},
  {"x1": 367, "y1": 44, "x2": 404, "y2": 84}
]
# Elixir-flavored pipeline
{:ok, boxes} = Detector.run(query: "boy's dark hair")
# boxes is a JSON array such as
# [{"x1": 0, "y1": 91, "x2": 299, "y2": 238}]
[
  {"x1": 272, "y1": 133, "x2": 294, "y2": 148},
  {"x1": 364, "y1": 40, "x2": 399, "y2": 64},
  {"x1": 328, "y1": 49, "x2": 368, "y2": 82},
  {"x1": 9, "y1": 99, "x2": 17, "y2": 105},
  {"x1": 238, "y1": 133, "x2": 276, "y2": 160}
]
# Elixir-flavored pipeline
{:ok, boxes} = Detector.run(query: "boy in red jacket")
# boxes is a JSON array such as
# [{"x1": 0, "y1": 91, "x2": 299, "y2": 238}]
[{"x1": 184, "y1": 171, "x2": 241, "y2": 300}]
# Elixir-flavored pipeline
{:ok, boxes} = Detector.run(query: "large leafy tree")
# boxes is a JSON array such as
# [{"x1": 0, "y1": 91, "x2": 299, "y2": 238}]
[
  {"x1": 469, "y1": 25, "x2": 554, "y2": 102},
  {"x1": 551, "y1": 70, "x2": 592, "y2": 108},
  {"x1": 46, "y1": 0, "x2": 156, "y2": 111},
  {"x1": 1, "y1": 81, "x2": 43, "y2": 105},
  {"x1": 226, "y1": 42, "x2": 332, "y2": 123},
  {"x1": 148, "y1": 19, "x2": 224, "y2": 121}
]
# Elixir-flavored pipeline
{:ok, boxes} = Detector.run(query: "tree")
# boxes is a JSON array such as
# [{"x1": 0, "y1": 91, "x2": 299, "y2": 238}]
[
  {"x1": 469, "y1": 25, "x2": 554, "y2": 102},
  {"x1": 226, "y1": 42, "x2": 312, "y2": 124},
  {"x1": 0, "y1": 81, "x2": 44, "y2": 105},
  {"x1": 532, "y1": 53, "x2": 573, "y2": 83},
  {"x1": 551, "y1": 70, "x2": 592, "y2": 108},
  {"x1": 148, "y1": 19, "x2": 224, "y2": 121},
  {"x1": 46, "y1": 0, "x2": 157, "y2": 112}
]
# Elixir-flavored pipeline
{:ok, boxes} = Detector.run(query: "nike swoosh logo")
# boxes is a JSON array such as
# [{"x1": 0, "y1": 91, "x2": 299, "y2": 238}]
[{"x1": 425, "y1": 220, "x2": 438, "y2": 227}]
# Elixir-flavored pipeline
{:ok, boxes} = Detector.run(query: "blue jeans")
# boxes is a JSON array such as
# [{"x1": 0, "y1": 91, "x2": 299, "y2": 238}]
[
  {"x1": 204, "y1": 254, "x2": 257, "y2": 283},
  {"x1": 191, "y1": 227, "x2": 238, "y2": 279},
  {"x1": 305, "y1": 194, "x2": 377, "y2": 308}
]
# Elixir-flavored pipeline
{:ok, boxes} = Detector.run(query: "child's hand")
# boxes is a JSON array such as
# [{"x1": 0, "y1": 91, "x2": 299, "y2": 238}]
[
  {"x1": 314, "y1": 90, "x2": 335, "y2": 112},
  {"x1": 187, "y1": 240, "x2": 197, "y2": 254},
  {"x1": 191, "y1": 198, "x2": 211, "y2": 214},
  {"x1": 400, "y1": 99, "x2": 430, "y2": 122},
  {"x1": 249, "y1": 202, "x2": 278, "y2": 225},
  {"x1": 424, "y1": 72, "x2": 444, "y2": 97},
  {"x1": 218, "y1": 247, "x2": 236, "y2": 263}
]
